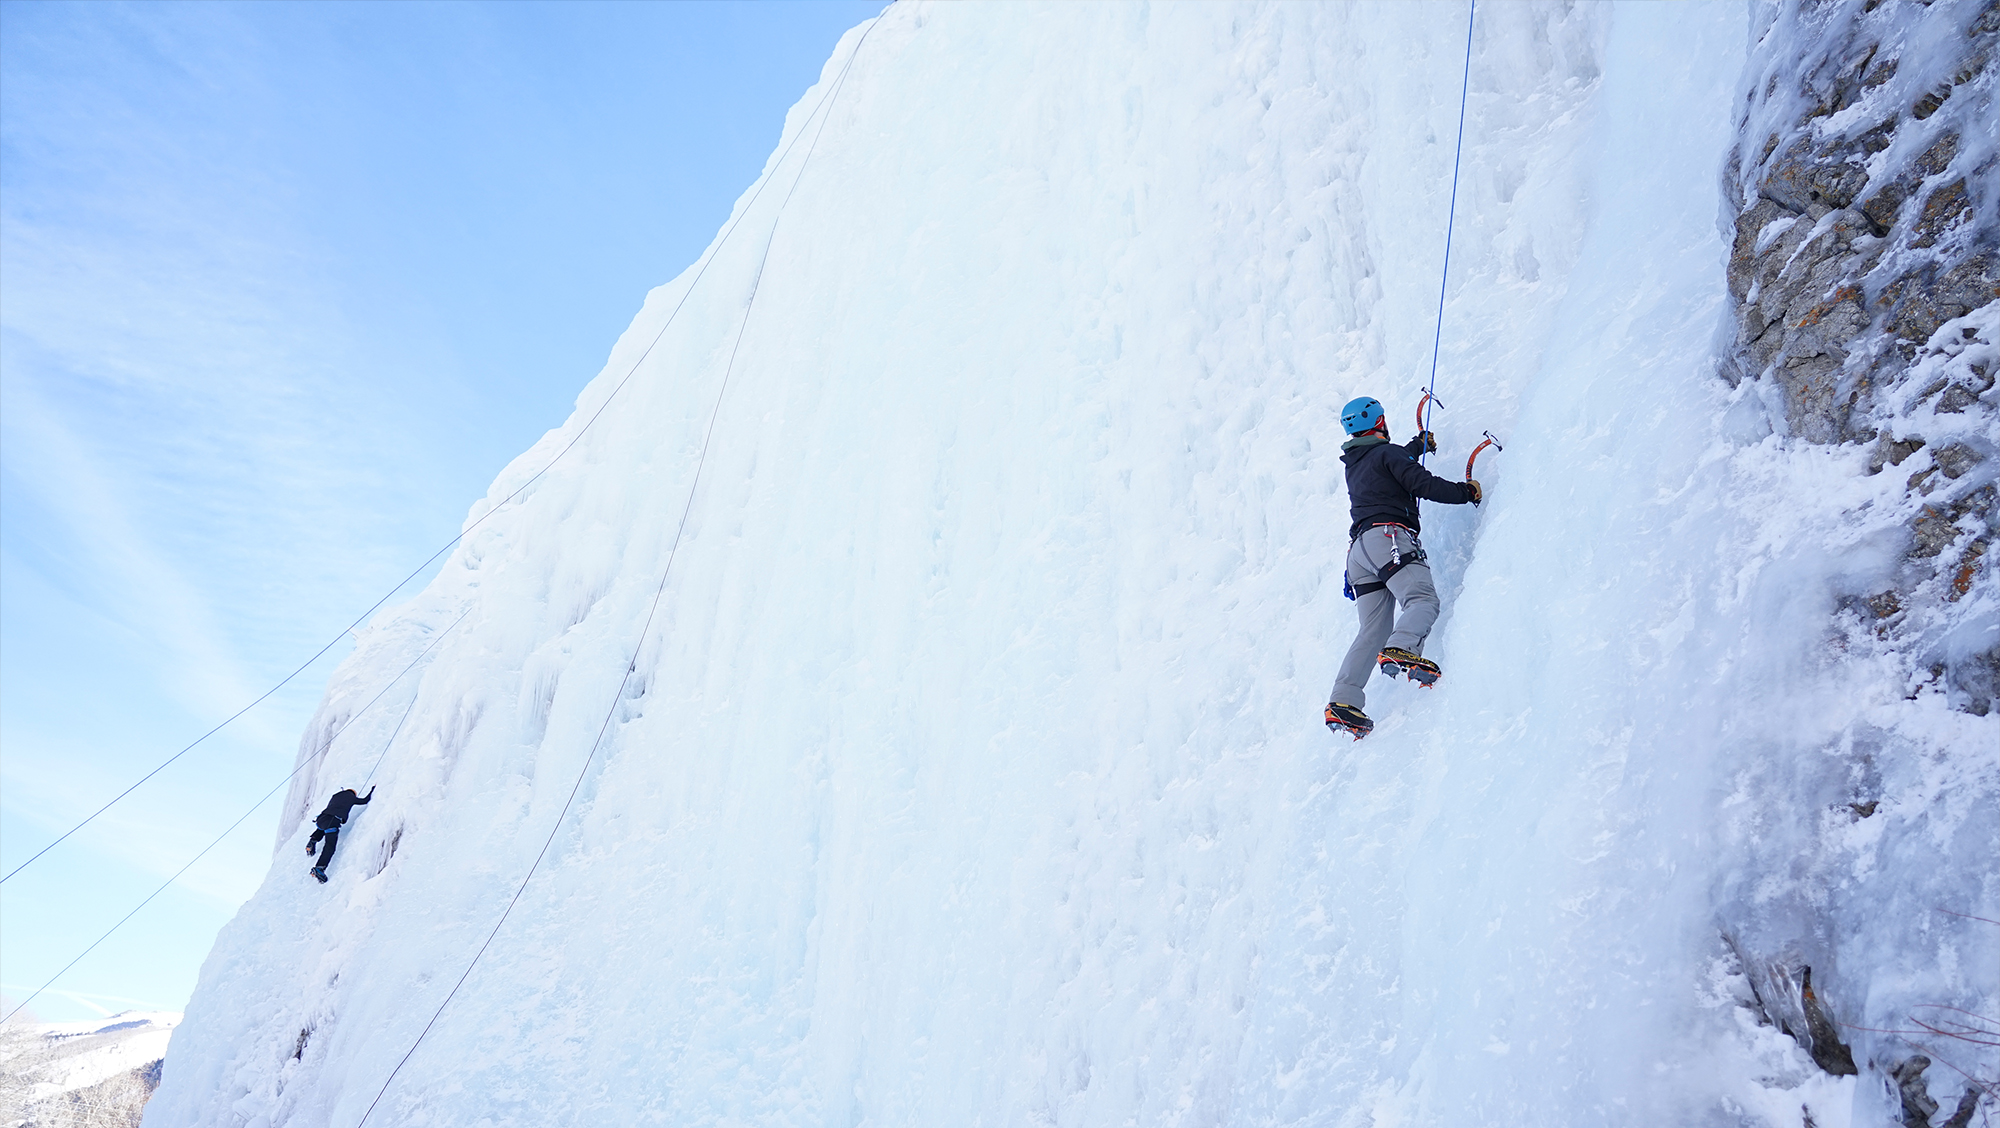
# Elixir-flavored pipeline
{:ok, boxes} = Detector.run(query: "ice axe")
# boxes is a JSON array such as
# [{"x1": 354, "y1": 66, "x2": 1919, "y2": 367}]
[
  {"x1": 1415, "y1": 390, "x2": 1443, "y2": 434},
  {"x1": 1414, "y1": 391, "x2": 1444, "y2": 465},
  {"x1": 1465, "y1": 430, "x2": 1502, "y2": 504}
]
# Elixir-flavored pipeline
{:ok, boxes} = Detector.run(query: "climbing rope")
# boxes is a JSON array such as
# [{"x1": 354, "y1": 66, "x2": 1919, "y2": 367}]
[
  {"x1": 1, "y1": 656, "x2": 332, "y2": 885},
  {"x1": 1421, "y1": 0, "x2": 1477, "y2": 465},
  {"x1": 362, "y1": 614, "x2": 465, "y2": 786},
  {"x1": 354, "y1": 20, "x2": 881, "y2": 1126},
  {"x1": 0, "y1": 609, "x2": 469, "y2": 1025}
]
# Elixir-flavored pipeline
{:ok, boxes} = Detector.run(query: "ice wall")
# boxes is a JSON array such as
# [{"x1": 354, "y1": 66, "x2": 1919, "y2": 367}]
[{"x1": 145, "y1": 3, "x2": 1997, "y2": 1127}]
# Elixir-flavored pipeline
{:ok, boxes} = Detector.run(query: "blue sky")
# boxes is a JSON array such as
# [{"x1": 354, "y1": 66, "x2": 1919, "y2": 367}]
[{"x1": 1, "y1": 0, "x2": 878, "y2": 1023}]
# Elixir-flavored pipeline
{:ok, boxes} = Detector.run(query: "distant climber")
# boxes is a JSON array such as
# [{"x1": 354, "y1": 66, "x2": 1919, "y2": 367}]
[
  {"x1": 1325, "y1": 395, "x2": 1481, "y2": 739},
  {"x1": 305, "y1": 786, "x2": 374, "y2": 883}
]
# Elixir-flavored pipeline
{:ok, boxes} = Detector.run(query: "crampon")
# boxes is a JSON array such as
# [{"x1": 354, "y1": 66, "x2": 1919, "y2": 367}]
[
  {"x1": 1325, "y1": 702, "x2": 1374, "y2": 740},
  {"x1": 1378, "y1": 647, "x2": 1440, "y2": 687}
]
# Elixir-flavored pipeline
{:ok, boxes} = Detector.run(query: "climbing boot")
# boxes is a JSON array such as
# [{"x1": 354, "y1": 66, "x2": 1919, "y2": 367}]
[
  {"x1": 311, "y1": 866, "x2": 328, "y2": 884},
  {"x1": 1378, "y1": 647, "x2": 1440, "y2": 687},
  {"x1": 1325, "y1": 702, "x2": 1374, "y2": 740}
]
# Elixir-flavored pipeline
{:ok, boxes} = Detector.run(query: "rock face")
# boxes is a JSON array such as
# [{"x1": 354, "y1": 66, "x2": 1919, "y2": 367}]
[
  {"x1": 1727, "y1": 0, "x2": 1998, "y2": 443},
  {"x1": 1725, "y1": 0, "x2": 1998, "y2": 712},
  {"x1": 1717, "y1": 2, "x2": 1997, "y2": 1121}
]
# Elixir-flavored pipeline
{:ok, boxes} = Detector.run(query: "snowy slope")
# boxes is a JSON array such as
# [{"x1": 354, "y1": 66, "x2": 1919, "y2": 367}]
[
  {"x1": 146, "y1": 3, "x2": 1996, "y2": 1127},
  {"x1": 19, "y1": 1011, "x2": 177, "y2": 1095},
  {"x1": 2, "y1": 1011, "x2": 176, "y2": 1126}
]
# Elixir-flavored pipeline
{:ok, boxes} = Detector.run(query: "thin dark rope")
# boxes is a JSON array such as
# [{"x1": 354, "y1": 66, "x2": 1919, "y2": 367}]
[
  {"x1": 1421, "y1": 0, "x2": 1476, "y2": 465},
  {"x1": 2, "y1": 20, "x2": 870, "y2": 890},
  {"x1": 362, "y1": 616, "x2": 464, "y2": 787},
  {"x1": 354, "y1": 22, "x2": 877, "y2": 1126},
  {"x1": 362, "y1": 694, "x2": 422, "y2": 787},
  {"x1": 3, "y1": 655, "x2": 331, "y2": 885},
  {"x1": 1, "y1": 609, "x2": 469, "y2": 1025}
]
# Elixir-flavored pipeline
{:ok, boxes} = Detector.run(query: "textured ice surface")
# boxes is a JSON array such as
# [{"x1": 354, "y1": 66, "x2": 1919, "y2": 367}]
[{"x1": 144, "y1": 3, "x2": 1997, "y2": 1126}]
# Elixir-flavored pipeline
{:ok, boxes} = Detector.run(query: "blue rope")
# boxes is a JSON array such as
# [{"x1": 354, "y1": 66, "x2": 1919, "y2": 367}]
[{"x1": 1422, "y1": 0, "x2": 1476, "y2": 462}]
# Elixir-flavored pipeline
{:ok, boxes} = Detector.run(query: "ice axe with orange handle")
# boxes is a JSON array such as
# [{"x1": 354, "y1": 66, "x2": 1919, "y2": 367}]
[
  {"x1": 1465, "y1": 430, "x2": 1501, "y2": 505},
  {"x1": 1414, "y1": 391, "x2": 1447, "y2": 467},
  {"x1": 1414, "y1": 391, "x2": 1444, "y2": 465},
  {"x1": 1415, "y1": 390, "x2": 1443, "y2": 434}
]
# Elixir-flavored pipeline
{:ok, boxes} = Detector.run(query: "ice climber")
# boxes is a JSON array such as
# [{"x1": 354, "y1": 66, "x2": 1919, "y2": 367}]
[
  {"x1": 1325, "y1": 395, "x2": 1481, "y2": 739},
  {"x1": 305, "y1": 786, "x2": 373, "y2": 883}
]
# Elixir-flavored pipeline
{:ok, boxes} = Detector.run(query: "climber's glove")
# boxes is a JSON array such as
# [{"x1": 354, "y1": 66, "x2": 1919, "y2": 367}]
[{"x1": 1466, "y1": 479, "x2": 1482, "y2": 505}]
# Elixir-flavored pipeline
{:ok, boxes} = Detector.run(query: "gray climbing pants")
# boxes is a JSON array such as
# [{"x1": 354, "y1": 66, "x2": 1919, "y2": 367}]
[{"x1": 1330, "y1": 524, "x2": 1440, "y2": 709}]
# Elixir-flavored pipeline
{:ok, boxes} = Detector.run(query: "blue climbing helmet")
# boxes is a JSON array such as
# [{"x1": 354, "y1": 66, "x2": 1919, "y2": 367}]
[{"x1": 1340, "y1": 396, "x2": 1385, "y2": 435}]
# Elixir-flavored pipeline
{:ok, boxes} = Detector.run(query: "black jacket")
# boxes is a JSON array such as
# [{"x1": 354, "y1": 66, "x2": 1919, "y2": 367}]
[
  {"x1": 313, "y1": 787, "x2": 373, "y2": 831},
  {"x1": 1341, "y1": 433, "x2": 1475, "y2": 537}
]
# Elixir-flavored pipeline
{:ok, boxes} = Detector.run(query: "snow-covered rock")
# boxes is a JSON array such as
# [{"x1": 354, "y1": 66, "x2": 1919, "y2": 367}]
[
  {"x1": 2, "y1": 1012, "x2": 177, "y2": 1127},
  {"x1": 1718, "y1": 3, "x2": 1997, "y2": 1123}
]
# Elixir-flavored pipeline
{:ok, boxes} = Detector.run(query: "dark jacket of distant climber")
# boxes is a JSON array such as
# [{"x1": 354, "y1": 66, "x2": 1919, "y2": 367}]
[
  {"x1": 305, "y1": 787, "x2": 373, "y2": 878},
  {"x1": 312, "y1": 787, "x2": 372, "y2": 831},
  {"x1": 1340, "y1": 433, "x2": 1477, "y2": 537}
]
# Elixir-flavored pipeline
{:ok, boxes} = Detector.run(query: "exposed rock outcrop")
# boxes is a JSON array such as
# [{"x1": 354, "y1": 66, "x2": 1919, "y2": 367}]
[
  {"x1": 1890, "y1": 1054, "x2": 1983, "y2": 1128},
  {"x1": 1733, "y1": 953, "x2": 1862, "y2": 1078},
  {"x1": 1726, "y1": 0, "x2": 1997, "y2": 707},
  {"x1": 1714, "y1": 3, "x2": 1998, "y2": 1119}
]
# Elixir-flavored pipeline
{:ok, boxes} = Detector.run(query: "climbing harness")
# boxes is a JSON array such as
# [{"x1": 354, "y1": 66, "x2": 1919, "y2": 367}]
[{"x1": 1343, "y1": 523, "x2": 1428, "y2": 600}]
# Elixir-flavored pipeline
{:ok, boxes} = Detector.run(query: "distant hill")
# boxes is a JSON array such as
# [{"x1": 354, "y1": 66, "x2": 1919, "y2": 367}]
[{"x1": 0, "y1": 1012, "x2": 179, "y2": 1128}]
